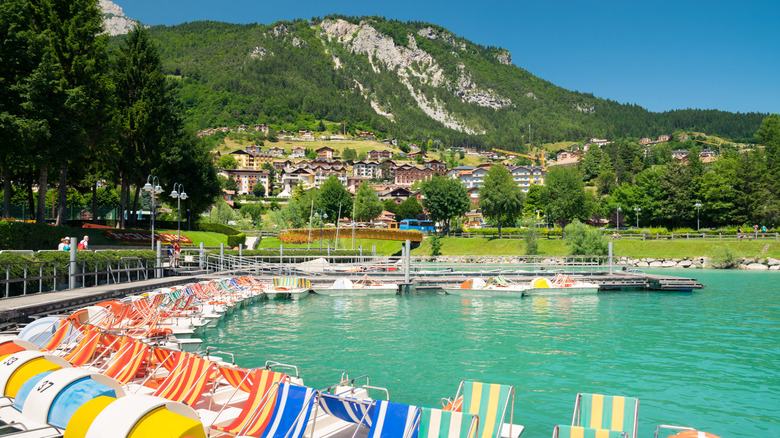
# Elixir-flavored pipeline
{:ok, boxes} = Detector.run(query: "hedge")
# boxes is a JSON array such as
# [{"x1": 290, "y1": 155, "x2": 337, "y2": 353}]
[
  {"x1": 197, "y1": 223, "x2": 242, "y2": 235},
  {"x1": 0, "y1": 249, "x2": 156, "y2": 297},
  {"x1": 0, "y1": 220, "x2": 72, "y2": 251},
  {"x1": 227, "y1": 233, "x2": 247, "y2": 248}
]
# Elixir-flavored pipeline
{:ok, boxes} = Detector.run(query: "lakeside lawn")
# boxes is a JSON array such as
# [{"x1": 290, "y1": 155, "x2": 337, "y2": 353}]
[
  {"x1": 257, "y1": 237, "x2": 404, "y2": 255},
  {"x1": 252, "y1": 235, "x2": 780, "y2": 259}
]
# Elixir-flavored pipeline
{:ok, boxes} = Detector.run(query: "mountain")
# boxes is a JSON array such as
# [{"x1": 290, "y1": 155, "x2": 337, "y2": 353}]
[
  {"x1": 99, "y1": 0, "x2": 146, "y2": 36},
  {"x1": 128, "y1": 16, "x2": 765, "y2": 149}
]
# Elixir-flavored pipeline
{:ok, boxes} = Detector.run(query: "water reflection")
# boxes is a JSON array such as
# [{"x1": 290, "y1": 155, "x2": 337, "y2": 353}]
[{"x1": 202, "y1": 273, "x2": 780, "y2": 438}]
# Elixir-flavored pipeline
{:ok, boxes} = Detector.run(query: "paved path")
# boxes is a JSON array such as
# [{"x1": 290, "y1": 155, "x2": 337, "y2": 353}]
[{"x1": 0, "y1": 275, "x2": 201, "y2": 324}]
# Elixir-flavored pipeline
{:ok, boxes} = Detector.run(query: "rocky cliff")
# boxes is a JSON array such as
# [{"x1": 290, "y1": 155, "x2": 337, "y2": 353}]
[{"x1": 99, "y1": 0, "x2": 146, "y2": 36}]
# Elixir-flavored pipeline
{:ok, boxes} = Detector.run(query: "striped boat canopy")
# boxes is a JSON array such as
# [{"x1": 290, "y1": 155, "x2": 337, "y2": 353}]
[
  {"x1": 459, "y1": 381, "x2": 514, "y2": 438},
  {"x1": 419, "y1": 407, "x2": 478, "y2": 438},
  {"x1": 573, "y1": 393, "x2": 639, "y2": 438},
  {"x1": 273, "y1": 277, "x2": 311, "y2": 289},
  {"x1": 318, "y1": 392, "x2": 374, "y2": 427},
  {"x1": 553, "y1": 425, "x2": 627, "y2": 438},
  {"x1": 366, "y1": 400, "x2": 420, "y2": 438}
]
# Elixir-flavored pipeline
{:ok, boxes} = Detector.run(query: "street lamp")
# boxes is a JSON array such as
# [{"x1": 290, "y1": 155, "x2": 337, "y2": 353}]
[
  {"x1": 170, "y1": 183, "x2": 188, "y2": 244},
  {"x1": 616, "y1": 206, "x2": 622, "y2": 232},
  {"x1": 142, "y1": 175, "x2": 163, "y2": 250},
  {"x1": 633, "y1": 206, "x2": 641, "y2": 229},
  {"x1": 313, "y1": 209, "x2": 328, "y2": 249},
  {"x1": 694, "y1": 201, "x2": 702, "y2": 231}
]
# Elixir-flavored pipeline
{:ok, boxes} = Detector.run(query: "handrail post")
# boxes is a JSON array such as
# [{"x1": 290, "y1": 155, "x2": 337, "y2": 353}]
[
  {"x1": 156, "y1": 240, "x2": 162, "y2": 278},
  {"x1": 404, "y1": 239, "x2": 411, "y2": 284},
  {"x1": 69, "y1": 236, "x2": 77, "y2": 289},
  {"x1": 199, "y1": 242, "x2": 205, "y2": 270},
  {"x1": 220, "y1": 243, "x2": 224, "y2": 271},
  {"x1": 608, "y1": 241, "x2": 613, "y2": 275}
]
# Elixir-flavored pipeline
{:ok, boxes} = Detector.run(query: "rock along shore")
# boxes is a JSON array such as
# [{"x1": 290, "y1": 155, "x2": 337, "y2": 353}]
[{"x1": 430, "y1": 256, "x2": 780, "y2": 270}]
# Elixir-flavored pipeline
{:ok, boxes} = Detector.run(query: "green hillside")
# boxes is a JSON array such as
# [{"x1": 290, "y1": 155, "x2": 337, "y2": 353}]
[{"x1": 138, "y1": 16, "x2": 767, "y2": 150}]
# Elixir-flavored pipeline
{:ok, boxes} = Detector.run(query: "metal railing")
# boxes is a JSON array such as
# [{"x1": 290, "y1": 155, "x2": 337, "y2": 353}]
[{"x1": 0, "y1": 254, "x2": 156, "y2": 299}]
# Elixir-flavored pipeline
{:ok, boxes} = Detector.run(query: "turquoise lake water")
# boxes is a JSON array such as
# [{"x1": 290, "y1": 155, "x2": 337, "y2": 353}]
[{"x1": 203, "y1": 269, "x2": 780, "y2": 438}]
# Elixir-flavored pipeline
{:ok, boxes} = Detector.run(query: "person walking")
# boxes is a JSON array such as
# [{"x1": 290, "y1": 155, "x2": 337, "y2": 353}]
[
  {"x1": 166, "y1": 242, "x2": 175, "y2": 267},
  {"x1": 173, "y1": 239, "x2": 181, "y2": 268},
  {"x1": 754, "y1": 224, "x2": 759, "y2": 239},
  {"x1": 737, "y1": 227, "x2": 744, "y2": 241},
  {"x1": 58, "y1": 238, "x2": 68, "y2": 251},
  {"x1": 78, "y1": 236, "x2": 89, "y2": 250}
]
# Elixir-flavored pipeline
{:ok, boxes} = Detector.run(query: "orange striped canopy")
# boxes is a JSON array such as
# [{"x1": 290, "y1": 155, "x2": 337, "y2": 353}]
[{"x1": 212, "y1": 368, "x2": 289, "y2": 436}]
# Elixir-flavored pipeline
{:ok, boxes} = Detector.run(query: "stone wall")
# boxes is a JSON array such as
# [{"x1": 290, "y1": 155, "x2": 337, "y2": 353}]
[{"x1": 426, "y1": 255, "x2": 780, "y2": 270}]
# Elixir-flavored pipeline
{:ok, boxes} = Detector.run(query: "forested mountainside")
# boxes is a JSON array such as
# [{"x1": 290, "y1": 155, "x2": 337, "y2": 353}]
[{"x1": 138, "y1": 16, "x2": 766, "y2": 150}]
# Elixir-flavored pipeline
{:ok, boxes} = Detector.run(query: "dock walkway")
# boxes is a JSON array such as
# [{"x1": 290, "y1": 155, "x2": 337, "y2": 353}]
[{"x1": 0, "y1": 269, "x2": 703, "y2": 325}]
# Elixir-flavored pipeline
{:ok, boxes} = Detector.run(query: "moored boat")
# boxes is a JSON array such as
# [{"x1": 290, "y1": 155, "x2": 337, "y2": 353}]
[
  {"x1": 266, "y1": 277, "x2": 311, "y2": 299},
  {"x1": 312, "y1": 275, "x2": 398, "y2": 296},
  {"x1": 443, "y1": 276, "x2": 531, "y2": 297},
  {"x1": 522, "y1": 274, "x2": 599, "y2": 296}
]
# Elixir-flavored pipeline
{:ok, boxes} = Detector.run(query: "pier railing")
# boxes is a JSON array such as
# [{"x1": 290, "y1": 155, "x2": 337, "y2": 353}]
[{"x1": 0, "y1": 255, "x2": 156, "y2": 299}]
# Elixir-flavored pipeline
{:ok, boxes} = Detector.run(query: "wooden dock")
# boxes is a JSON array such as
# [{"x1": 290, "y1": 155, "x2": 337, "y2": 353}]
[{"x1": 0, "y1": 269, "x2": 703, "y2": 325}]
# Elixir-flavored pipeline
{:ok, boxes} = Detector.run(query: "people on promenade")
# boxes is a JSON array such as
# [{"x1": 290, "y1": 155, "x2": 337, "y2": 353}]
[
  {"x1": 167, "y1": 242, "x2": 175, "y2": 267},
  {"x1": 78, "y1": 236, "x2": 89, "y2": 250},
  {"x1": 173, "y1": 239, "x2": 181, "y2": 268},
  {"x1": 762, "y1": 225, "x2": 767, "y2": 233},
  {"x1": 754, "y1": 224, "x2": 759, "y2": 239},
  {"x1": 737, "y1": 227, "x2": 744, "y2": 240},
  {"x1": 58, "y1": 237, "x2": 71, "y2": 251}
]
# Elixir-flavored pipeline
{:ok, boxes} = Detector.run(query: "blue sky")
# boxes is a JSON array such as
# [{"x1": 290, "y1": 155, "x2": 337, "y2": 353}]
[{"x1": 120, "y1": 0, "x2": 779, "y2": 114}]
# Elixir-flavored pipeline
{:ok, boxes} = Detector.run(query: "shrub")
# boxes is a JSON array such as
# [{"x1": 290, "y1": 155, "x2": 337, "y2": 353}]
[
  {"x1": 429, "y1": 235, "x2": 442, "y2": 257},
  {"x1": 710, "y1": 245, "x2": 739, "y2": 269},
  {"x1": 524, "y1": 228, "x2": 539, "y2": 255},
  {"x1": 227, "y1": 233, "x2": 246, "y2": 248},
  {"x1": 565, "y1": 220, "x2": 608, "y2": 256},
  {"x1": 197, "y1": 223, "x2": 242, "y2": 235}
]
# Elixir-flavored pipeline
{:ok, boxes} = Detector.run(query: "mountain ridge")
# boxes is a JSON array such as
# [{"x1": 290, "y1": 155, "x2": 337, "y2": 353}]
[{"x1": 106, "y1": 9, "x2": 767, "y2": 148}]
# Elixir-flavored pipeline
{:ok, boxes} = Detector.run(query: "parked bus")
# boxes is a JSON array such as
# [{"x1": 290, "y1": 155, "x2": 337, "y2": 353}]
[{"x1": 399, "y1": 219, "x2": 436, "y2": 233}]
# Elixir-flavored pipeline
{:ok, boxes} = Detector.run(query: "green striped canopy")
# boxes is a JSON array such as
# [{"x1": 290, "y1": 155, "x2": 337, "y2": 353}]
[
  {"x1": 419, "y1": 407, "x2": 477, "y2": 438},
  {"x1": 576, "y1": 393, "x2": 638, "y2": 438},
  {"x1": 461, "y1": 381, "x2": 513, "y2": 438}
]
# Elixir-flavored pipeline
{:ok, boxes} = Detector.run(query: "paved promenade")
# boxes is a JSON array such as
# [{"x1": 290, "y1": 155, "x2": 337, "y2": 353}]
[{"x1": 0, "y1": 275, "x2": 201, "y2": 324}]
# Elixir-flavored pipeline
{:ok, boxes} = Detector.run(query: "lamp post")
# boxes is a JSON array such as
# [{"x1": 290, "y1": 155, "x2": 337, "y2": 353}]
[
  {"x1": 616, "y1": 206, "x2": 622, "y2": 232},
  {"x1": 694, "y1": 201, "x2": 702, "y2": 231},
  {"x1": 633, "y1": 206, "x2": 641, "y2": 229},
  {"x1": 535, "y1": 209, "x2": 540, "y2": 228},
  {"x1": 313, "y1": 209, "x2": 328, "y2": 249},
  {"x1": 142, "y1": 175, "x2": 163, "y2": 250},
  {"x1": 92, "y1": 180, "x2": 99, "y2": 223},
  {"x1": 170, "y1": 183, "x2": 188, "y2": 244}
]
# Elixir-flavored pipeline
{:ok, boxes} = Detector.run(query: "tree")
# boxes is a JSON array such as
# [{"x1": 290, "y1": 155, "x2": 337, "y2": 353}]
[
  {"x1": 540, "y1": 167, "x2": 593, "y2": 227},
  {"x1": 218, "y1": 155, "x2": 238, "y2": 169},
  {"x1": 564, "y1": 219, "x2": 608, "y2": 256},
  {"x1": 252, "y1": 183, "x2": 266, "y2": 198},
  {"x1": 383, "y1": 199, "x2": 399, "y2": 214},
  {"x1": 0, "y1": 0, "x2": 48, "y2": 219},
  {"x1": 317, "y1": 175, "x2": 352, "y2": 221},
  {"x1": 341, "y1": 147, "x2": 357, "y2": 162},
  {"x1": 219, "y1": 175, "x2": 238, "y2": 192},
  {"x1": 522, "y1": 184, "x2": 544, "y2": 217},
  {"x1": 579, "y1": 146, "x2": 601, "y2": 181},
  {"x1": 421, "y1": 176, "x2": 469, "y2": 234},
  {"x1": 479, "y1": 165, "x2": 524, "y2": 237},
  {"x1": 354, "y1": 181, "x2": 383, "y2": 222},
  {"x1": 262, "y1": 162, "x2": 276, "y2": 194},
  {"x1": 30, "y1": 0, "x2": 112, "y2": 226},
  {"x1": 395, "y1": 196, "x2": 423, "y2": 221}
]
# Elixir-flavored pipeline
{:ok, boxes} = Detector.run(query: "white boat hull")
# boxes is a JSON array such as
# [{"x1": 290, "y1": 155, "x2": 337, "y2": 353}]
[
  {"x1": 313, "y1": 286, "x2": 398, "y2": 296},
  {"x1": 443, "y1": 287, "x2": 529, "y2": 297},
  {"x1": 523, "y1": 285, "x2": 599, "y2": 296}
]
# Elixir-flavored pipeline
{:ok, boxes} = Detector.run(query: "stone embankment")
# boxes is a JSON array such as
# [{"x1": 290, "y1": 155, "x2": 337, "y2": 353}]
[{"x1": 431, "y1": 256, "x2": 780, "y2": 270}]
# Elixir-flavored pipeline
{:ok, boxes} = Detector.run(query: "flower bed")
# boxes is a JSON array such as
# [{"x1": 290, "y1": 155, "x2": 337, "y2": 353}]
[{"x1": 103, "y1": 230, "x2": 193, "y2": 244}]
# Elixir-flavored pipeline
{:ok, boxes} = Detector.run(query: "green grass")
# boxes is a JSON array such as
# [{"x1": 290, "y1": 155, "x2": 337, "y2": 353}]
[
  {"x1": 612, "y1": 240, "x2": 779, "y2": 259},
  {"x1": 411, "y1": 237, "x2": 567, "y2": 256}
]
